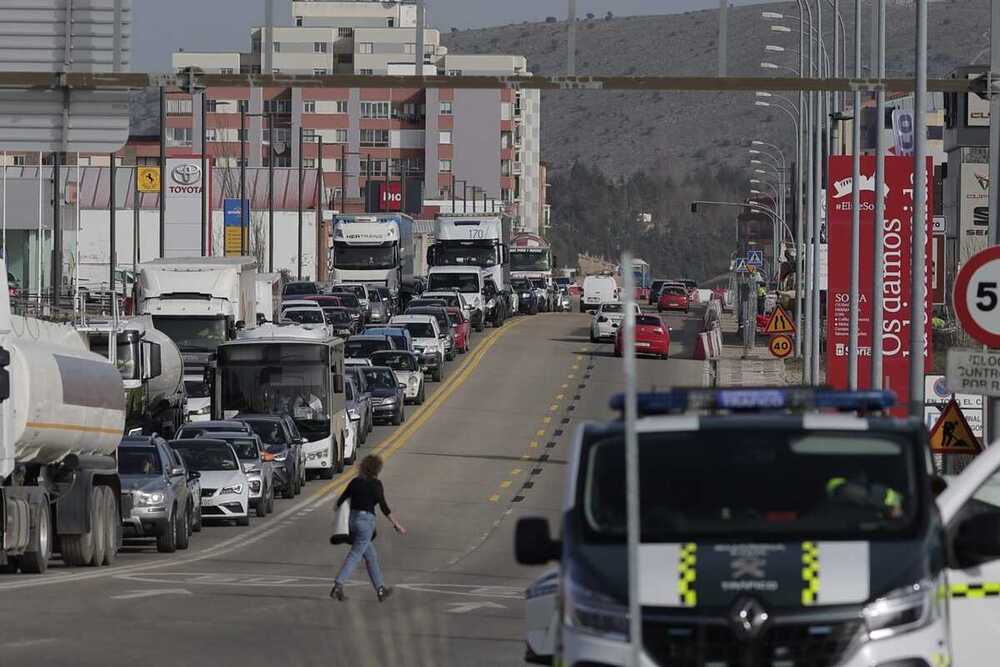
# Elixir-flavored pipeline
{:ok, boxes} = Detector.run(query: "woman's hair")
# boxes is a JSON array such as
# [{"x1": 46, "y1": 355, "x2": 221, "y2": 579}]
[{"x1": 359, "y1": 454, "x2": 384, "y2": 479}]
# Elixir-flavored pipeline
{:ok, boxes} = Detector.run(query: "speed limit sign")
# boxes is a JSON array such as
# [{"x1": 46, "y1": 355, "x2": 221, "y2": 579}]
[{"x1": 955, "y1": 246, "x2": 1000, "y2": 347}]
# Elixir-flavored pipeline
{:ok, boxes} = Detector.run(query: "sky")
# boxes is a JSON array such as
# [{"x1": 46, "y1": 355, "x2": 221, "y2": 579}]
[{"x1": 134, "y1": 0, "x2": 769, "y2": 70}]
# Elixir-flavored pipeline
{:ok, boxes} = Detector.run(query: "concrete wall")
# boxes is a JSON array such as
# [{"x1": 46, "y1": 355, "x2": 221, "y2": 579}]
[{"x1": 453, "y1": 90, "x2": 501, "y2": 201}]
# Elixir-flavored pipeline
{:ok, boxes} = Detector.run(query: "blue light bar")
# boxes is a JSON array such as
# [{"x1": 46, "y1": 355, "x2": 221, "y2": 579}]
[{"x1": 609, "y1": 388, "x2": 897, "y2": 415}]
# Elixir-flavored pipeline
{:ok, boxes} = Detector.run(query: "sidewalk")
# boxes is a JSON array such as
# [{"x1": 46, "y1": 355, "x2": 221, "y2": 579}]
[{"x1": 714, "y1": 312, "x2": 787, "y2": 387}]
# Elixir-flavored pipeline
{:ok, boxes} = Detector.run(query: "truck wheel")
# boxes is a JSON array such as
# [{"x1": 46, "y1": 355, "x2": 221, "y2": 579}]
[
  {"x1": 175, "y1": 507, "x2": 191, "y2": 550},
  {"x1": 18, "y1": 498, "x2": 52, "y2": 574},
  {"x1": 61, "y1": 488, "x2": 99, "y2": 566},
  {"x1": 101, "y1": 486, "x2": 120, "y2": 565},
  {"x1": 156, "y1": 510, "x2": 177, "y2": 553},
  {"x1": 474, "y1": 321, "x2": 483, "y2": 332}
]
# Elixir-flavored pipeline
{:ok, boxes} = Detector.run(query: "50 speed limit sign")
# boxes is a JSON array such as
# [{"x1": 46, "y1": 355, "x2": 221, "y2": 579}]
[{"x1": 955, "y1": 246, "x2": 1000, "y2": 347}]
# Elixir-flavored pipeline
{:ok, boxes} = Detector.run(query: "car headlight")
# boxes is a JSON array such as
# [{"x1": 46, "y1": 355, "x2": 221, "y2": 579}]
[
  {"x1": 220, "y1": 484, "x2": 244, "y2": 495},
  {"x1": 381, "y1": 397, "x2": 397, "y2": 406},
  {"x1": 244, "y1": 466, "x2": 261, "y2": 475},
  {"x1": 564, "y1": 575, "x2": 629, "y2": 641},
  {"x1": 408, "y1": 377, "x2": 418, "y2": 388},
  {"x1": 348, "y1": 408, "x2": 361, "y2": 421},
  {"x1": 134, "y1": 490, "x2": 166, "y2": 506},
  {"x1": 486, "y1": 299, "x2": 496, "y2": 308},
  {"x1": 862, "y1": 579, "x2": 941, "y2": 640},
  {"x1": 190, "y1": 405, "x2": 211, "y2": 416},
  {"x1": 271, "y1": 452, "x2": 288, "y2": 462}
]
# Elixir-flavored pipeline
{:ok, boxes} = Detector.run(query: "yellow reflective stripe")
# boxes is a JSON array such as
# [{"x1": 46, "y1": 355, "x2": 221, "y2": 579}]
[
  {"x1": 26, "y1": 421, "x2": 122, "y2": 436},
  {"x1": 825, "y1": 477, "x2": 846, "y2": 495},
  {"x1": 931, "y1": 652, "x2": 952, "y2": 667},
  {"x1": 950, "y1": 582, "x2": 1000, "y2": 598},
  {"x1": 801, "y1": 541, "x2": 820, "y2": 606},
  {"x1": 678, "y1": 543, "x2": 697, "y2": 607}
]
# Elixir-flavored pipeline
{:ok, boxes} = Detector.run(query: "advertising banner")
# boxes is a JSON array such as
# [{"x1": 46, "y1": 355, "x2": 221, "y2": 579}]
[
  {"x1": 224, "y1": 199, "x2": 247, "y2": 257},
  {"x1": 959, "y1": 162, "x2": 989, "y2": 266},
  {"x1": 378, "y1": 181, "x2": 402, "y2": 212},
  {"x1": 164, "y1": 157, "x2": 210, "y2": 257},
  {"x1": 826, "y1": 155, "x2": 934, "y2": 413}
]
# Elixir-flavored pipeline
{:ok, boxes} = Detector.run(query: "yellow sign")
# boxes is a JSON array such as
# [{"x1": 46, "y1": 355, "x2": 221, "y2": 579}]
[
  {"x1": 768, "y1": 334, "x2": 793, "y2": 359},
  {"x1": 929, "y1": 399, "x2": 982, "y2": 455},
  {"x1": 137, "y1": 167, "x2": 161, "y2": 193},
  {"x1": 225, "y1": 227, "x2": 243, "y2": 257},
  {"x1": 764, "y1": 305, "x2": 796, "y2": 335}
]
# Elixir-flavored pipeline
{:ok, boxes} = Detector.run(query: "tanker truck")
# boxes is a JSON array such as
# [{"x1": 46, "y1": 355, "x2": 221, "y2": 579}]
[
  {"x1": 0, "y1": 264, "x2": 128, "y2": 574},
  {"x1": 80, "y1": 316, "x2": 187, "y2": 437}
]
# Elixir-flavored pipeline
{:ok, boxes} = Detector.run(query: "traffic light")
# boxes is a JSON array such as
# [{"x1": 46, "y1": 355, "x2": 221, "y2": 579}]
[{"x1": 0, "y1": 346, "x2": 10, "y2": 402}]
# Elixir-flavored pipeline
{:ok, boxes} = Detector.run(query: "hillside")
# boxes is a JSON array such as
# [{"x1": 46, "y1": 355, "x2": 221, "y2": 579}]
[{"x1": 442, "y1": 0, "x2": 989, "y2": 178}]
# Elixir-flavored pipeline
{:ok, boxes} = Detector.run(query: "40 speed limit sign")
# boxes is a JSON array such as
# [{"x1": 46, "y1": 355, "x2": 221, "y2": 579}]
[{"x1": 955, "y1": 246, "x2": 1000, "y2": 347}]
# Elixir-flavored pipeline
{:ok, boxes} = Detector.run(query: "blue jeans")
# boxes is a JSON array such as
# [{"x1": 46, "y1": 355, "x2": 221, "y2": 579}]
[{"x1": 335, "y1": 510, "x2": 384, "y2": 591}]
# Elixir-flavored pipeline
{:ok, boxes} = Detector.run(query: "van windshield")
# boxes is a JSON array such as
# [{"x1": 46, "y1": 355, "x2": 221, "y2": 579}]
[{"x1": 581, "y1": 430, "x2": 917, "y2": 542}]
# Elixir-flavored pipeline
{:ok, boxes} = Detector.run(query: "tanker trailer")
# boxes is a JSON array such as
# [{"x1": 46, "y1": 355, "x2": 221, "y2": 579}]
[{"x1": 0, "y1": 266, "x2": 127, "y2": 574}]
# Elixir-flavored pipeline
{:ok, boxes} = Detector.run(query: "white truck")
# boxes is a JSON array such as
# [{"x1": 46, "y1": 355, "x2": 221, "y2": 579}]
[
  {"x1": 427, "y1": 214, "x2": 513, "y2": 328},
  {"x1": 330, "y1": 214, "x2": 415, "y2": 300},
  {"x1": 0, "y1": 264, "x2": 128, "y2": 574},
  {"x1": 256, "y1": 272, "x2": 283, "y2": 324},
  {"x1": 138, "y1": 257, "x2": 257, "y2": 422}
]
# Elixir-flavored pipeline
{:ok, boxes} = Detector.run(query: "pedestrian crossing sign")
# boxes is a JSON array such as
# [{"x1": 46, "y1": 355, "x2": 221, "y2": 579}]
[
  {"x1": 734, "y1": 258, "x2": 750, "y2": 274},
  {"x1": 746, "y1": 250, "x2": 764, "y2": 267},
  {"x1": 763, "y1": 305, "x2": 796, "y2": 335},
  {"x1": 929, "y1": 399, "x2": 982, "y2": 455}
]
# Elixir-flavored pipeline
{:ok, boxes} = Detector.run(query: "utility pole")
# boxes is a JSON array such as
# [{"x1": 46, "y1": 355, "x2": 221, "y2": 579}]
[
  {"x1": 871, "y1": 0, "x2": 887, "y2": 389},
  {"x1": 910, "y1": 0, "x2": 928, "y2": 416},
  {"x1": 297, "y1": 127, "x2": 304, "y2": 280},
  {"x1": 416, "y1": 0, "x2": 425, "y2": 76},
  {"x1": 267, "y1": 113, "x2": 274, "y2": 273},
  {"x1": 51, "y1": 152, "x2": 61, "y2": 306},
  {"x1": 264, "y1": 0, "x2": 274, "y2": 75},
  {"x1": 987, "y1": 0, "x2": 1000, "y2": 438},
  {"x1": 847, "y1": 0, "x2": 862, "y2": 389},
  {"x1": 159, "y1": 86, "x2": 166, "y2": 258},
  {"x1": 718, "y1": 0, "x2": 727, "y2": 77},
  {"x1": 200, "y1": 92, "x2": 207, "y2": 256},
  {"x1": 109, "y1": 154, "x2": 116, "y2": 293},
  {"x1": 810, "y1": 1, "x2": 823, "y2": 384},
  {"x1": 567, "y1": 0, "x2": 577, "y2": 76}
]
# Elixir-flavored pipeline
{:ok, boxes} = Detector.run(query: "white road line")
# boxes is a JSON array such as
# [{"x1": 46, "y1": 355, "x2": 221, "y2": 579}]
[{"x1": 110, "y1": 588, "x2": 192, "y2": 600}]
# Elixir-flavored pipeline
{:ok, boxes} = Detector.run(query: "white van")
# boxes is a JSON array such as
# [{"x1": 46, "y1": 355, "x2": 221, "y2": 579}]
[{"x1": 581, "y1": 275, "x2": 620, "y2": 312}]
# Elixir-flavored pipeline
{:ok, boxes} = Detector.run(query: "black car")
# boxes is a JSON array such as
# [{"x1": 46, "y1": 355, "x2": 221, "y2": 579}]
[
  {"x1": 322, "y1": 306, "x2": 357, "y2": 337},
  {"x1": 345, "y1": 335, "x2": 396, "y2": 360},
  {"x1": 346, "y1": 366, "x2": 374, "y2": 443},
  {"x1": 235, "y1": 415, "x2": 303, "y2": 498},
  {"x1": 328, "y1": 291, "x2": 366, "y2": 326},
  {"x1": 283, "y1": 281, "x2": 320, "y2": 298},
  {"x1": 361, "y1": 366, "x2": 406, "y2": 426},
  {"x1": 512, "y1": 279, "x2": 540, "y2": 315}
]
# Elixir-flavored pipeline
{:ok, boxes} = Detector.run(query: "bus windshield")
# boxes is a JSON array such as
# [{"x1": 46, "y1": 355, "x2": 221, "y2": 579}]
[{"x1": 218, "y1": 343, "x2": 332, "y2": 442}]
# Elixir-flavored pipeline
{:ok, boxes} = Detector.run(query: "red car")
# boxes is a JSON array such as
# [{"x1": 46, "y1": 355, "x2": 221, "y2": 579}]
[
  {"x1": 657, "y1": 286, "x2": 689, "y2": 313},
  {"x1": 446, "y1": 307, "x2": 471, "y2": 354},
  {"x1": 615, "y1": 314, "x2": 670, "y2": 359}
]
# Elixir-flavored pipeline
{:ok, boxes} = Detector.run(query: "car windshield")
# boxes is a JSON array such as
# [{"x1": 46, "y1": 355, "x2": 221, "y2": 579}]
[
  {"x1": 152, "y1": 316, "x2": 227, "y2": 353},
  {"x1": 512, "y1": 280, "x2": 531, "y2": 291},
  {"x1": 665, "y1": 287, "x2": 687, "y2": 296},
  {"x1": 409, "y1": 309, "x2": 448, "y2": 331},
  {"x1": 582, "y1": 430, "x2": 917, "y2": 542},
  {"x1": 332, "y1": 243, "x2": 396, "y2": 270},
  {"x1": 637, "y1": 315, "x2": 662, "y2": 326},
  {"x1": 600, "y1": 304, "x2": 623, "y2": 313},
  {"x1": 409, "y1": 299, "x2": 447, "y2": 309},
  {"x1": 170, "y1": 443, "x2": 241, "y2": 472},
  {"x1": 425, "y1": 294, "x2": 461, "y2": 307},
  {"x1": 345, "y1": 338, "x2": 391, "y2": 358},
  {"x1": 219, "y1": 437, "x2": 259, "y2": 460},
  {"x1": 509, "y1": 249, "x2": 550, "y2": 272},
  {"x1": 283, "y1": 309, "x2": 325, "y2": 324},
  {"x1": 399, "y1": 322, "x2": 434, "y2": 338},
  {"x1": 436, "y1": 246, "x2": 497, "y2": 268},
  {"x1": 284, "y1": 283, "x2": 319, "y2": 296},
  {"x1": 185, "y1": 379, "x2": 210, "y2": 399},
  {"x1": 241, "y1": 419, "x2": 289, "y2": 446},
  {"x1": 333, "y1": 285, "x2": 367, "y2": 300},
  {"x1": 529, "y1": 279, "x2": 546, "y2": 289},
  {"x1": 427, "y1": 272, "x2": 481, "y2": 293},
  {"x1": 324, "y1": 308, "x2": 353, "y2": 324},
  {"x1": 371, "y1": 352, "x2": 418, "y2": 372},
  {"x1": 119, "y1": 447, "x2": 162, "y2": 475},
  {"x1": 333, "y1": 293, "x2": 361, "y2": 308},
  {"x1": 362, "y1": 367, "x2": 398, "y2": 389}
]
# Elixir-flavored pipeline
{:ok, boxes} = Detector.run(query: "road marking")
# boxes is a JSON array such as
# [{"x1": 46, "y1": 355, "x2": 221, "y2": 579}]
[
  {"x1": 529, "y1": 440, "x2": 539, "y2": 448},
  {"x1": 567, "y1": 374, "x2": 575, "y2": 379},
  {"x1": 488, "y1": 494, "x2": 501, "y2": 502},
  {"x1": 549, "y1": 404, "x2": 559, "y2": 412},
  {"x1": 561, "y1": 383, "x2": 569, "y2": 389},
  {"x1": 499, "y1": 480, "x2": 512, "y2": 489},
  {"x1": 111, "y1": 588, "x2": 192, "y2": 600},
  {"x1": 536, "y1": 429, "x2": 546, "y2": 437},
  {"x1": 511, "y1": 468, "x2": 522, "y2": 475},
  {"x1": 447, "y1": 601, "x2": 506, "y2": 614},
  {"x1": 542, "y1": 416, "x2": 552, "y2": 424},
  {"x1": 397, "y1": 583, "x2": 522, "y2": 599},
  {"x1": 0, "y1": 319, "x2": 523, "y2": 592}
]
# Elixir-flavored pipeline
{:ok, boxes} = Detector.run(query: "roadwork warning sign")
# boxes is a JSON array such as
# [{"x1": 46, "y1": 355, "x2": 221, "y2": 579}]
[
  {"x1": 763, "y1": 305, "x2": 796, "y2": 335},
  {"x1": 928, "y1": 399, "x2": 982, "y2": 456}
]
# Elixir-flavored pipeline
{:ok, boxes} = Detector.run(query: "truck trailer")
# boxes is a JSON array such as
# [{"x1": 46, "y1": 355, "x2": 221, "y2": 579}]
[{"x1": 330, "y1": 214, "x2": 414, "y2": 299}]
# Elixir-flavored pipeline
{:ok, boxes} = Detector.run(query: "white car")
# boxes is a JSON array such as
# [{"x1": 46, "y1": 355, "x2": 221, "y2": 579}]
[
  {"x1": 370, "y1": 350, "x2": 426, "y2": 405},
  {"x1": 590, "y1": 302, "x2": 641, "y2": 342},
  {"x1": 280, "y1": 299, "x2": 324, "y2": 316},
  {"x1": 525, "y1": 568, "x2": 560, "y2": 663},
  {"x1": 389, "y1": 314, "x2": 445, "y2": 382},
  {"x1": 280, "y1": 306, "x2": 329, "y2": 333},
  {"x1": 344, "y1": 357, "x2": 373, "y2": 368},
  {"x1": 170, "y1": 439, "x2": 251, "y2": 526},
  {"x1": 581, "y1": 275, "x2": 620, "y2": 312}
]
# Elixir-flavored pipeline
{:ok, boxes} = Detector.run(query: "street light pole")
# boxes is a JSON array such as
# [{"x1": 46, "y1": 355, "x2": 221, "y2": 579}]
[
  {"x1": 267, "y1": 112, "x2": 274, "y2": 273},
  {"x1": 910, "y1": 0, "x2": 928, "y2": 416},
  {"x1": 810, "y1": 0, "x2": 823, "y2": 384},
  {"x1": 239, "y1": 108, "x2": 247, "y2": 255},
  {"x1": 847, "y1": 0, "x2": 863, "y2": 389},
  {"x1": 871, "y1": 0, "x2": 887, "y2": 388}
]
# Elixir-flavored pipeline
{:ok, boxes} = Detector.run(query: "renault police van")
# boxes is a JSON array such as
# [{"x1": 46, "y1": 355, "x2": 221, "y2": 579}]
[{"x1": 517, "y1": 387, "x2": 1000, "y2": 667}]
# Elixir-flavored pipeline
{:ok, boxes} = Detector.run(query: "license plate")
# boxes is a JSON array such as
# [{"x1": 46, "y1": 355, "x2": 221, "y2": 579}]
[{"x1": 636, "y1": 341, "x2": 650, "y2": 347}]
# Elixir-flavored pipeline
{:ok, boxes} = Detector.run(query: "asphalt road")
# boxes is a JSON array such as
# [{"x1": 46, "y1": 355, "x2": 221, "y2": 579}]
[{"x1": 0, "y1": 305, "x2": 708, "y2": 667}]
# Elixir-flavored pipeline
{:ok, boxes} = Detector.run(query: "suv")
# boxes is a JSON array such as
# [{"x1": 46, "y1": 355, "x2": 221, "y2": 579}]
[
  {"x1": 405, "y1": 306, "x2": 455, "y2": 361},
  {"x1": 516, "y1": 387, "x2": 1000, "y2": 667},
  {"x1": 237, "y1": 415, "x2": 304, "y2": 498},
  {"x1": 345, "y1": 334, "x2": 397, "y2": 360},
  {"x1": 390, "y1": 314, "x2": 445, "y2": 382},
  {"x1": 118, "y1": 435, "x2": 195, "y2": 553},
  {"x1": 361, "y1": 326, "x2": 413, "y2": 352}
]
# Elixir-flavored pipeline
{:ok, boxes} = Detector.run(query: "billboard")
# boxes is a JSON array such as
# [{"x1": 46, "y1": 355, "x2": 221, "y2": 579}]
[
  {"x1": 224, "y1": 199, "x2": 247, "y2": 257},
  {"x1": 959, "y1": 162, "x2": 989, "y2": 266},
  {"x1": 164, "y1": 158, "x2": 210, "y2": 257},
  {"x1": 379, "y1": 182, "x2": 402, "y2": 212},
  {"x1": 826, "y1": 156, "x2": 934, "y2": 414}
]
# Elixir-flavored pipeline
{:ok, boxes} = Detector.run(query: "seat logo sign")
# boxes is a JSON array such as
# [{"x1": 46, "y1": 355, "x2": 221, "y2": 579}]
[{"x1": 170, "y1": 163, "x2": 203, "y2": 193}]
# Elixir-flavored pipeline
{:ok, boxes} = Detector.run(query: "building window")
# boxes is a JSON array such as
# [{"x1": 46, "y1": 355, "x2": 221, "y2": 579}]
[
  {"x1": 386, "y1": 18, "x2": 395, "y2": 28},
  {"x1": 360, "y1": 101, "x2": 390, "y2": 118},
  {"x1": 166, "y1": 127, "x2": 193, "y2": 146},
  {"x1": 360, "y1": 129, "x2": 389, "y2": 147},
  {"x1": 359, "y1": 42, "x2": 374, "y2": 55},
  {"x1": 404, "y1": 43, "x2": 416, "y2": 55},
  {"x1": 337, "y1": 54, "x2": 353, "y2": 65},
  {"x1": 166, "y1": 99, "x2": 193, "y2": 115},
  {"x1": 335, "y1": 129, "x2": 348, "y2": 143},
  {"x1": 500, "y1": 102, "x2": 511, "y2": 120},
  {"x1": 237, "y1": 99, "x2": 249, "y2": 113},
  {"x1": 439, "y1": 131, "x2": 452, "y2": 145},
  {"x1": 273, "y1": 42, "x2": 281, "y2": 52},
  {"x1": 296, "y1": 17, "x2": 303, "y2": 27},
  {"x1": 302, "y1": 128, "x2": 316, "y2": 140},
  {"x1": 264, "y1": 99, "x2": 292, "y2": 114},
  {"x1": 205, "y1": 128, "x2": 218, "y2": 142},
  {"x1": 447, "y1": 69, "x2": 462, "y2": 77},
  {"x1": 264, "y1": 155, "x2": 291, "y2": 168},
  {"x1": 303, "y1": 100, "x2": 316, "y2": 113},
  {"x1": 263, "y1": 128, "x2": 291, "y2": 144},
  {"x1": 501, "y1": 160, "x2": 512, "y2": 177},
  {"x1": 237, "y1": 128, "x2": 249, "y2": 141},
  {"x1": 205, "y1": 99, "x2": 220, "y2": 113},
  {"x1": 334, "y1": 158, "x2": 345, "y2": 172},
  {"x1": 501, "y1": 131, "x2": 512, "y2": 149},
  {"x1": 359, "y1": 68, "x2": 374, "y2": 75},
  {"x1": 314, "y1": 41, "x2": 328, "y2": 53},
  {"x1": 313, "y1": 68, "x2": 328, "y2": 76},
  {"x1": 336, "y1": 100, "x2": 348, "y2": 113},
  {"x1": 303, "y1": 158, "x2": 316, "y2": 169},
  {"x1": 360, "y1": 159, "x2": 387, "y2": 176},
  {"x1": 338, "y1": 27, "x2": 354, "y2": 38},
  {"x1": 11, "y1": 155, "x2": 25, "y2": 166},
  {"x1": 439, "y1": 101, "x2": 452, "y2": 115},
  {"x1": 220, "y1": 67, "x2": 234, "y2": 75},
  {"x1": 440, "y1": 159, "x2": 453, "y2": 173}
]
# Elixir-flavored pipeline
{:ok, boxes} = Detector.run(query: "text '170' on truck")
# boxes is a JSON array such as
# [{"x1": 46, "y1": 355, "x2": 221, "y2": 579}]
[
  {"x1": 330, "y1": 214, "x2": 414, "y2": 299},
  {"x1": 137, "y1": 257, "x2": 257, "y2": 422},
  {"x1": 427, "y1": 214, "x2": 513, "y2": 328},
  {"x1": 0, "y1": 262, "x2": 128, "y2": 574}
]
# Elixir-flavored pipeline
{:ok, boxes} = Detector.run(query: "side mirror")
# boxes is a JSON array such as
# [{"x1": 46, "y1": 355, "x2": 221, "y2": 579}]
[
  {"x1": 171, "y1": 466, "x2": 185, "y2": 477},
  {"x1": 953, "y1": 510, "x2": 1000, "y2": 568},
  {"x1": 515, "y1": 517, "x2": 561, "y2": 565},
  {"x1": 398, "y1": 383, "x2": 407, "y2": 389},
  {"x1": 187, "y1": 470, "x2": 201, "y2": 481}
]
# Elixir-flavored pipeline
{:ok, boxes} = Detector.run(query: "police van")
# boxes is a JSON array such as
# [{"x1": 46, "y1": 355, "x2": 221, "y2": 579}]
[{"x1": 516, "y1": 388, "x2": 1000, "y2": 667}]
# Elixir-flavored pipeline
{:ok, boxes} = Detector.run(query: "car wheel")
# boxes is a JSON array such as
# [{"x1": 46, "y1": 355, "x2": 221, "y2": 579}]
[
  {"x1": 236, "y1": 512, "x2": 251, "y2": 527},
  {"x1": 176, "y1": 507, "x2": 191, "y2": 549},
  {"x1": 432, "y1": 366, "x2": 442, "y2": 382},
  {"x1": 417, "y1": 383, "x2": 426, "y2": 405},
  {"x1": 18, "y1": 497, "x2": 52, "y2": 574},
  {"x1": 590, "y1": 331, "x2": 597, "y2": 343},
  {"x1": 156, "y1": 510, "x2": 178, "y2": 553},
  {"x1": 662, "y1": 351, "x2": 670, "y2": 360},
  {"x1": 256, "y1": 498, "x2": 267, "y2": 518},
  {"x1": 359, "y1": 420, "x2": 368, "y2": 444},
  {"x1": 320, "y1": 465, "x2": 334, "y2": 479},
  {"x1": 392, "y1": 405, "x2": 402, "y2": 426},
  {"x1": 334, "y1": 437, "x2": 345, "y2": 473},
  {"x1": 192, "y1": 501, "x2": 203, "y2": 533}
]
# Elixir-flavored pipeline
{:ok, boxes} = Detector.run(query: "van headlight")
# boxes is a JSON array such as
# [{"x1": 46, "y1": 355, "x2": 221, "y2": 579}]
[
  {"x1": 863, "y1": 579, "x2": 940, "y2": 640},
  {"x1": 564, "y1": 575, "x2": 629, "y2": 641},
  {"x1": 190, "y1": 405, "x2": 211, "y2": 416}
]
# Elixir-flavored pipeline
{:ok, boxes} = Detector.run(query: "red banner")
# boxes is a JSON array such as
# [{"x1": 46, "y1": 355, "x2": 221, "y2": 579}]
[
  {"x1": 379, "y1": 182, "x2": 402, "y2": 212},
  {"x1": 825, "y1": 156, "x2": 933, "y2": 413}
]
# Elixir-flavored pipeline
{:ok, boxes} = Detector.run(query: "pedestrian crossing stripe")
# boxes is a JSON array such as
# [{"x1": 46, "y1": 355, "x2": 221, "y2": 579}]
[
  {"x1": 764, "y1": 305, "x2": 796, "y2": 335},
  {"x1": 929, "y1": 399, "x2": 982, "y2": 456}
]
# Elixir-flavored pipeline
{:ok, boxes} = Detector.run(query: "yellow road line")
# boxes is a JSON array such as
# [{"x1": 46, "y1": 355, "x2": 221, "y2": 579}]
[
  {"x1": 536, "y1": 429, "x2": 546, "y2": 437},
  {"x1": 500, "y1": 480, "x2": 512, "y2": 489},
  {"x1": 555, "y1": 394, "x2": 565, "y2": 400},
  {"x1": 511, "y1": 468, "x2": 522, "y2": 476},
  {"x1": 543, "y1": 416, "x2": 552, "y2": 424},
  {"x1": 529, "y1": 441, "x2": 539, "y2": 448},
  {"x1": 489, "y1": 494, "x2": 501, "y2": 503}
]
